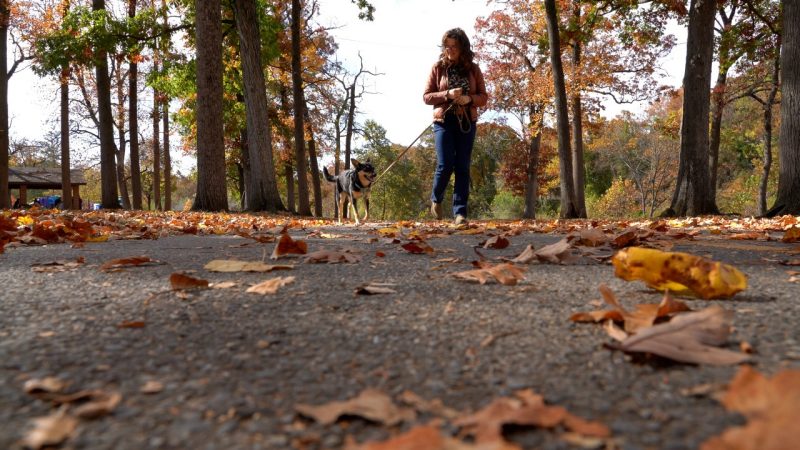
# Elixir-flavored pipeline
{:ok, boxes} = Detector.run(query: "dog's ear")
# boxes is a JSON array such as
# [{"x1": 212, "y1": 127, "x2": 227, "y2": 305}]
[{"x1": 351, "y1": 159, "x2": 361, "y2": 169}]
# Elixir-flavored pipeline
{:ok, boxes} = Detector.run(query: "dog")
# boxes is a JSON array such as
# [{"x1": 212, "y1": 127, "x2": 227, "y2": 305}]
[{"x1": 322, "y1": 159, "x2": 377, "y2": 225}]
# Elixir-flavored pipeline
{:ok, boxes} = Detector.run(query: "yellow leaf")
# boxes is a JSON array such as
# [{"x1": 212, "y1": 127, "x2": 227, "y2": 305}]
[
  {"x1": 612, "y1": 247, "x2": 747, "y2": 299},
  {"x1": 86, "y1": 234, "x2": 110, "y2": 242},
  {"x1": 17, "y1": 215, "x2": 34, "y2": 226}
]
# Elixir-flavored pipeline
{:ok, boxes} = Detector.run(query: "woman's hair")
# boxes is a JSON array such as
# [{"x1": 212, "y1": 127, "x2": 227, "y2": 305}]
[{"x1": 439, "y1": 28, "x2": 474, "y2": 69}]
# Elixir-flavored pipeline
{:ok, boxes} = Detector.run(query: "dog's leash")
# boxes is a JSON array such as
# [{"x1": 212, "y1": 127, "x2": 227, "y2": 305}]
[{"x1": 372, "y1": 104, "x2": 467, "y2": 185}]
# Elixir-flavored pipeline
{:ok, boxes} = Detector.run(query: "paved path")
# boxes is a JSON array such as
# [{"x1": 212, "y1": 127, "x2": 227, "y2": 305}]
[{"x1": 1, "y1": 222, "x2": 798, "y2": 449}]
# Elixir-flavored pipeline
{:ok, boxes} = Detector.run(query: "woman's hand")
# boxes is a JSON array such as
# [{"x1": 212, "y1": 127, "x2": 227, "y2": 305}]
[
  {"x1": 446, "y1": 87, "x2": 462, "y2": 100},
  {"x1": 455, "y1": 95, "x2": 471, "y2": 106}
]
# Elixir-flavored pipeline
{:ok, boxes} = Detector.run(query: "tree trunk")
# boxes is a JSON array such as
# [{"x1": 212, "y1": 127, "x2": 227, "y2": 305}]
[
  {"x1": 160, "y1": 0, "x2": 171, "y2": 211},
  {"x1": 756, "y1": 56, "x2": 780, "y2": 215},
  {"x1": 523, "y1": 107, "x2": 542, "y2": 219},
  {"x1": 0, "y1": 0, "x2": 9, "y2": 209},
  {"x1": 570, "y1": 27, "x2": 587, "y2": 218},
  {"x1": 667, "y1": 0, "x2": 718, "y2": 216},
  {"x1": 543, "y1": 0, "x2": 579, "y2": 218},
  {"x1": 233, "y1": 0, "x2": 284, "y2": 212},
  {"x1": 285, "y1": 161, "x2": 295, "y2": 214},
  {"x1": 708, "y1": 68, "x2": 727, "y2": 201},
  {"x1": 290, "y1": 0, "x2": 311, "y2": 215},
  {"x1": 239, "y1": 127, "x2": 250, "y2": 209},
  {"x1": 345, "y1": 84, "x2": 356, "y2": 172},
  {"x1": 192, "y1": 0, "x2": 227, "y2": 211},
  {"x1": 93, "y1": 0, "x2": 119, "y2": 209},
  {"x1": 152, "y1": 91, "x2": 161, "y2": 210},
  {"x1": 60, "y1": 65, "x2": 73, "y2": 209},
  {"x1": 128, "y1": 0, "x2": 142, "y2": 209},
  {"x1": 302, "y1": 95, "x2": 322, "y2": 216},
  {"x1": 114, "y1": 58, "x2": 131, "y2": 209}
]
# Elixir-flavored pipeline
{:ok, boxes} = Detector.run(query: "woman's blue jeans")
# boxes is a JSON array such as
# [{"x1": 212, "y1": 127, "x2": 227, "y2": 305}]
[{"x1": 431, "y1": 113, "x2": 477, "y2": 217}]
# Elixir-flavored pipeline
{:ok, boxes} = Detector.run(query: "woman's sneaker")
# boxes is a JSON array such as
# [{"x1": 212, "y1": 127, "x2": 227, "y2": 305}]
[
  {"x1": 431, "y1": 202, "x2": 443, "y2": 219},
  {"x1": 454, "y1": 214, "x2": 467, "y2": 225}
]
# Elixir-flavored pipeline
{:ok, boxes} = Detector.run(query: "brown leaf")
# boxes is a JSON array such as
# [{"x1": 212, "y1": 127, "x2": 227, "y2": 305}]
[
  {"x1": 169, "y1": 273, "x2": 209, "y2": 290},
  {"x1": 402, "y1": 241, "x2": 435, "y2": 254},
  {"x1": 245, "y1": 276, "x2": 295, "y2": 295},
  {"x1": 453, "y1": 263, "x2": 525, "y2": 286},
  {"x1": 72, "y1": 391, "x2": 122, "y2": 419},
  {"x1": 398, "y1": 391, "x2": 459, "y2": 420},
  {"x1": 140, "y1": 381, "x2": 164, "y2": 394},
  {"x1": 702, "y1": 366, "x2": 800, "y2": 450},
  {"x1": 510, "y1": 244, "x2": 536, "y2": 263},
  {"x1": 615, "y1": 306, "x2": 751, "y2": 365},
  {"x1": 575, "y1": 228, "x2": 608, "y2": 247},
  {"x1": 210, "y1": 281, "x2": 237, "y2": 289},
  {"x1": 117, "y1": 320, "x2": 145, "y2": 329},
  {"x1": 31, "y1": 257, "x2": 85, "y2": 273},
  {"x1": 304, "y1": 249, "x2": 362, "y2": 264},
  {"x1": 100, "y1": 256, "x2": 157, "y2": 271},
  {"x1": 481, "y1": 235, "x2": 510, "y2": 249},
  {"x1": 534, "y1": 239, "x2": 577, "y2": 264},
  {"x1": 21, "y1": 409, "x2": 78, "y2": 450},
  {"x1": 571, "y1": 286, "x2": 691, "y2": 333},
  {"x1": 271, "y1": 233, "x2": 308, "y2": 259},
  {"x1": 24, "y1": 377, "x2": 67, "y2": 395},
  {"x1": 204, "y1": 259, "x2": 294, "y2": 272},
  {"x1": 782, "y1": 226, "x2": 800, "y2": 243},
  {"x1": 296, "y1": 388, "x2": 415, "y2": 426},
  {"x1": 355, "y1": 283, "x2": 397, "y2": 295}
]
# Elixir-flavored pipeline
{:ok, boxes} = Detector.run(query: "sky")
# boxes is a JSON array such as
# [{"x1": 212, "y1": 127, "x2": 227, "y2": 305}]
[{"x1": 6, "y1": 0, "x2": 688, "y2": 168}]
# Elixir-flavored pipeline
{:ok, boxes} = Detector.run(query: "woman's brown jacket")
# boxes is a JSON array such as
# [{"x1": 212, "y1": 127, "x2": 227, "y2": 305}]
[{"x1": 423, "y1": 62, "x2": 488, "y2": 122}]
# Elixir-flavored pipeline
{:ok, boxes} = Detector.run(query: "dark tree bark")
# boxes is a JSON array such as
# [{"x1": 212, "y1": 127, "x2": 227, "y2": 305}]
[
  {"x1": 302, "y1": 95, "x2": 322, "y2": 217},
  {"x1": 771, "y1": 0, "x2": 800, "y2": 215},
  {"x1": 570, "y1": 10, "x2": 587, "y2": 218},
  {"x1": 543, "y1": 0, "x2": 579, "y2": 218},
  {"x1": 192, "y1": 0, "x2": 228, "y2": 211},
  {"x1": 152, "y1": 92, "x2": 161, "y2": 210},
  {"x1": 163, "y1": 101, "x2": 171, "y2": 210},
  {"x1": 93, "y1": 0, "x2": 119, "y2": 209},
  {"x1": 128, "y1": 0, "x2": 142, "y2": 209},
  {"x1": 523, "y1": 108, "x2": 542, "y2": 219},
  {"x1": 60, "y1": 65, "x2": 73, "y2": 209},
  {"x1": 0, "y1": 0, "x2": 9, "y2": 209},
  {"x1": 290, "y1": 0, "x2": 311, "y2": 215},
  {"x1": 667, "y1": 0, "x2": 718, "y2": 216},
  {"x1": 756, "y1": 55, "x2": 780, "y2": 215},
  {"x1": 238, "y1": 127, "x2": 250, "y2": 210},
  {"x1": 114, "y1": 58, "x2": 131, "y2": 209},
  {"x1": 285, "y1": 161, "x2": 295, "y2": 214},
  {"x1": 233, "y1": 0, "x2": 284, "y2": 212},
  {"x1": 345, "y1": 83, "x2": 356, "y2": 172}
]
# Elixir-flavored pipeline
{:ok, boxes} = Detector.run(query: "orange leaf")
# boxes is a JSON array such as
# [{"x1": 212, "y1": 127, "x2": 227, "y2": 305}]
[
  {"x1": 454, "y1": 263, "x2": 525, "y2": 286},
  {"x1": 782, "y1": 226, "x2": 800, "y2": 243},
  {"x1": 481, "y1": 235, "x2": 510, "y2": 249},
  {"x1": 296, "y1": 388, "x2": 415, "y2": 426},
  {"x1": 245, "y1": 276, "x2": 295, "y2": 294},
  {"x1": 117, "y1": 321, "x2": 145, "y2": 329},
  {"x1": 270, "y1": 233, "x2": 308, "y2": 259},
  {"x1": 402, "y1": 241, "x2": 434, "y2": 254},
  {"x1": 169, "y1": 273, "x2": 209, "y2": 290},
  {"x1": 100, "y1": 256, "x2": 156, "y2": 271}
]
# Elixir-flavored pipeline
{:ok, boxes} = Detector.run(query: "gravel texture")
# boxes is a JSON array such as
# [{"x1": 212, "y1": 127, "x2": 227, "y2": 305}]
[{"x1": 1, "y1": 222, "x2": 798, "y2": 449}]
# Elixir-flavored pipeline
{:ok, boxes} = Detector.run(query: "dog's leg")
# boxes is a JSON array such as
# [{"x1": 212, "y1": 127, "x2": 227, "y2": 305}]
[
  {"x1": 336, "y1": 192, "x2": 344, "y2": 224},
  {"x1": 362, "y1": 194, "x2": 370, "y2": 221},
  {"x1": 349, "y1": 196, "x2": 360, "y2": 225}
]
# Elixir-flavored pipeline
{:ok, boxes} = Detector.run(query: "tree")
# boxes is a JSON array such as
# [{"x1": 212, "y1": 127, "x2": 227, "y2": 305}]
[
  {"x1": 543, "y1": 0, "x2": 579, "y2": 218},
  {"x1": 290, "y1": 0, "x2": 311, "y2": 216},
  {"x1": 128, "y1": 0, "x2": 142, "y2": 209},
  {"x1": 771, "y1": 0, "x2": 800, "y2": 215},
  {"x1": 192, "y1": 0, "x2": 227, "y2": 211},
  {"x1": 233, "y1": 0, "x2": 284, "y2": 212},
  {"x1": 667, "y1": 0, "x2": 718, "y2": 216}
]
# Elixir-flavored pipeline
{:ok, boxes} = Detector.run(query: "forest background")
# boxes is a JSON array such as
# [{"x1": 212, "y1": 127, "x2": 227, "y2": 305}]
[{"x1": 0, "y1": 0, "x2": 793, "y2": 220}]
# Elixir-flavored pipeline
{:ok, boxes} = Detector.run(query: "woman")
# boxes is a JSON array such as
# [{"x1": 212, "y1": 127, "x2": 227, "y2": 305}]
[{"x1": 423, "y1": 28, "x2": 488, "y2": 224}]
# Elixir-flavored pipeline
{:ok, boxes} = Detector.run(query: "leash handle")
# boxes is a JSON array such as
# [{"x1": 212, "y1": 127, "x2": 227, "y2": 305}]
[{"x1": 372, "y1": 123, "x2": 432, "y2": 185}]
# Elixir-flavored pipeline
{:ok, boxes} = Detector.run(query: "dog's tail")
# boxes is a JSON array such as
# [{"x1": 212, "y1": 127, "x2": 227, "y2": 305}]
[{"x1": 322, "y1": 167, "x2": 336, "y2": 182}]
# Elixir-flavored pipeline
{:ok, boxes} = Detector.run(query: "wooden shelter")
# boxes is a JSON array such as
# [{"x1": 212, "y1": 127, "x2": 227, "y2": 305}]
[{"x1": 8, "y1": 167, "x2": 86, "y2": 208}]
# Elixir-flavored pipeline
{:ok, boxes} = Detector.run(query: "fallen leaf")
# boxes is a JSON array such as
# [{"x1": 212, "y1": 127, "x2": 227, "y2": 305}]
[
  {"x1": 21, "y1": 409, "x2": 78, "y2": 450},
  {"x1": 702, "y1": 366, "x2": 800, "y2": 450},
  {"x1": 398, "y1": 391, "x2": 459, "y2": 419},
  {"x1": 481, "y1": 235, "x2": 510, "y2": 249},
  {"x1": 72, "y1": 391, "x2": 122, "y2": 419},
  {"x1": 453, "y1": 263, "x2": 525, "y2": 286},
  {"x1": 100, "y1": 256, "x2": 157, "y2": 271},
  {"x1": 570, "y1": 285, "x2": 691, "y2": 333},
  {"x1": 204, "y1": 259, "x2": 294, "y2": 272},
  {"x1": 355, "y1": 283, "x2": 397, "y2": 295},
  {"x1": 31, "y1": 257, "x2": 85, "y2": 273},
  {"x1": 304, "y1": 249, "x2": 362, "y2": 264},
  {"x1": 375, "y1": 251, "x2": 386, "y2": 257},
  {"x1": 782, "y1": 226, "x2": 800, "y2": 243},
  {"x1": 402, "y1": 241, "x2": 434, "y2": 254},
  {"x1": 246, "y1": 276, "x2": 295, "y2": 295},
  {"x1": 210, "y1": 281, "x2": 237, "y2": 289},
  {"x1": 24, "y1": 377, "x2": 67, "y2": 395},
  {"x1": 574, "y1": 228, "x2": 608, "y2": 247},
  {"x1": 169, "y1": 273, "x2": 209, "y2": 290},
  {"x1": 140, "y1": 381, "x2": 164, "y2": 394},
  {"x1": 271, "y1": 233, "x2": 308, "y2": 259},
  {"x1": 613, "y1": 306, "x2": 751, "y2": 365},
  {"x1": 296, "y1": 388, "x2": 415, "y2": 426},
  {"x1": 117, "y1": 321, "x2": 145, "y2": 329},
  {"x1": 612, "y1": 247, "x2": 747, "y2": 299}
]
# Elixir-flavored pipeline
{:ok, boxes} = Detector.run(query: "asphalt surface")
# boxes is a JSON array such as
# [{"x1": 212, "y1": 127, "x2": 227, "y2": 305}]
[{"x1": 1, "y1": 221, "x2": 798, "y2": 449}]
